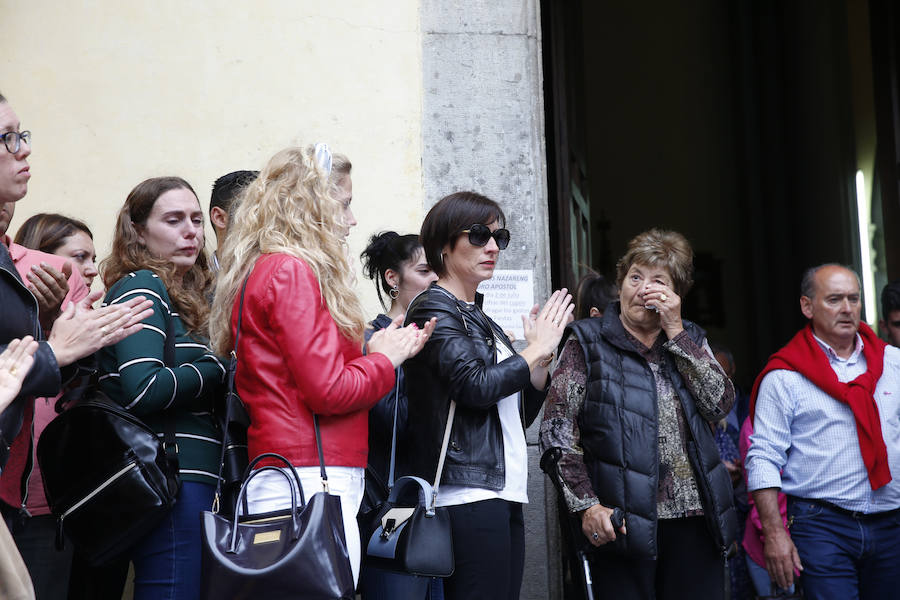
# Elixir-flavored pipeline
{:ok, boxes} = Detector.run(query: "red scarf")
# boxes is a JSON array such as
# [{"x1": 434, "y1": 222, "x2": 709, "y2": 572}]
[{"x1": 749, "y1": 322, "x2": 890, "y2": 490}]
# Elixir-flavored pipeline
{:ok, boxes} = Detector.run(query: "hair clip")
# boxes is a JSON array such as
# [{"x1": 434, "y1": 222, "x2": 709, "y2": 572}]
[{"x1": 314, "y1": 142, "x2": 333, "y2": 176}]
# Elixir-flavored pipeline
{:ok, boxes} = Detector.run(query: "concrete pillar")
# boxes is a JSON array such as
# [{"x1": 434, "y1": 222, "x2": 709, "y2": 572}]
[{"x1": 419, "y1": 2, "x2": 561, "y2": 598}]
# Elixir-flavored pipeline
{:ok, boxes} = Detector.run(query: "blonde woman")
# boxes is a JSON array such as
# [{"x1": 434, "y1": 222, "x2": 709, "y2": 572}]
[{"x1": 210, "y1": 145, "x2": 434, "y2": 585}]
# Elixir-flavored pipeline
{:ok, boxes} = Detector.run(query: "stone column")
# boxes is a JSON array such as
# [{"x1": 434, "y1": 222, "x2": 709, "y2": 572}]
[{"x1": 419, "y1": 1, "x2": 560, "y2": 598}]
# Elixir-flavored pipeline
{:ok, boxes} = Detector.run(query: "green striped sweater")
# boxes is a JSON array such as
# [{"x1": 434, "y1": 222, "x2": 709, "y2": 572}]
[{"x1": 97, "y1": 270, "x2": 225, "y2": 484}]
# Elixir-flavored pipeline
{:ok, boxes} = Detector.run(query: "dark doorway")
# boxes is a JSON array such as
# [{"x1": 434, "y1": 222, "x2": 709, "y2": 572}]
[{"x1": 544, "y1": 0, "x2": 897, "y2": 390}]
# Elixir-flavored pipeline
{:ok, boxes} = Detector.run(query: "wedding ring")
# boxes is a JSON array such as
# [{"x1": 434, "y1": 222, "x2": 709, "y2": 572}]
[
  {"x1": 660, "y1": 293, "x2": 667, "y2": 302},
  {"x1": 591, "y1": 532, "x2": 599, "y2": 541},
  {"x1": 100, "y1": 326, "x2": 109, "y2": 336},
  {"x1": 8, "y1": 367, "x2": 17, "y2": 376}
]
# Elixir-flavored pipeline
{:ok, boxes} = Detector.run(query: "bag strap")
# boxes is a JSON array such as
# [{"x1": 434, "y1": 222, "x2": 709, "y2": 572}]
[
  {"x1": 313, "y1": 414, "x2": 329, "y2": 492},
  {"x1": 387, "y1": 370, "x2": 400, "y2": 488},
  {"x1": 430, "y1": 400, "x2": 456, "y2": 510},
  {"x1": 427, "y1": 298, "x2": 465, "y2": 509},
  {"x1": 212, "y1": 276, "x2": 250, "y2": 513},
  {"x1": 161, "y1": 292, "x2": 179, "y2": 478}
]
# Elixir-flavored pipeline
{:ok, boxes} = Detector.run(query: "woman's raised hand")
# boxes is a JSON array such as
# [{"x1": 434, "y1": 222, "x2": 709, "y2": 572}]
[
  {"x1": 521, "y1": 289, "x2": 574, "y2": 363},
  {"x1": 367, "y1": 315, "x2": 437, "y2": 368},
  {"x1": 0, "y1": 337, "x2": 39, "y2": 413},
  {"x1": 47, "y1": 292, "x2": 155, "y2": 367}
]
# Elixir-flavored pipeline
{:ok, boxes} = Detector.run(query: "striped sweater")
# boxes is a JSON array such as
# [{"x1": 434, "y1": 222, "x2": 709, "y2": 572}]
[{"x1": 97, "y1": 270, "x2": 225, "y2": 484}]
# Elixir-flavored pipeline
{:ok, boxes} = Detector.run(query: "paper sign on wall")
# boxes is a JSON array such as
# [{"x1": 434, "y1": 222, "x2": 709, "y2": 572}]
[{"x1": 477, "y1": 270, "x2": 534, "y2": 341}]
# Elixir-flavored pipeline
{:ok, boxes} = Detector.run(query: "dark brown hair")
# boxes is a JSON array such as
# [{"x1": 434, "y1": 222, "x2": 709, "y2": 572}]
[
  {"x1": 100, "y1": 177, "x2": 212, "y2": 335},
  {"x1": 575, "y1": 271, "x2": 617, "y2": 320},
  {"x1": 14, "y1": 213, "x2": 93, "y2": 254},
  {"x1": 420, "y1": 191, "x2": 505, "y2": 277}
]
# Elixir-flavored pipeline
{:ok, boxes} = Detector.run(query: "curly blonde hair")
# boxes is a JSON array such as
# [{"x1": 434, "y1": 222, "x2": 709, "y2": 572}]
[
  {"x1": 100, "y1": 177, "x2": 212, "y2": 335},
  {"x1": 209, "y1": 145, "x2": 363, "y2": 354}
]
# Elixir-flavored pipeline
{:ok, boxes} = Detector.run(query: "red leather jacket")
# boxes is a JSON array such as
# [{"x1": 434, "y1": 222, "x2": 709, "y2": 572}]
[{"x1": 233, "y1": 253, "x2": 395, "y2": 469}]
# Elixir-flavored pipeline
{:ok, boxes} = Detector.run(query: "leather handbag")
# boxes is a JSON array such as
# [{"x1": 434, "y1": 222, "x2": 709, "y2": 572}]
[
  {"x1": 37, "y1": 286, "x2": 180, "y2": 566},
  {"x1": 200, "y1": 432, "x2": 354, "y2": 599},
  {"x1": 362, "y1": 401, "x2": 456, "y2": 578}
]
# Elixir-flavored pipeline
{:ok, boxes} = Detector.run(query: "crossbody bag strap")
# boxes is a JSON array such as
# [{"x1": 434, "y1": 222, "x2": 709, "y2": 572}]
[
  {"x1": 427, "y1": 300, "x2": 464, "y2": 507},
  {"x1": 430, "y1": 399, "x2": 456, "y2": 510},
  {"x1": 387, "y1": 369, "x2": 400, "y2": 489},
  {"x1": 161, "y1": 298, "x2": 179, "y2": 476},
  {"x1": 212, "y1": 276, "x2": 250, "y2": 512}
]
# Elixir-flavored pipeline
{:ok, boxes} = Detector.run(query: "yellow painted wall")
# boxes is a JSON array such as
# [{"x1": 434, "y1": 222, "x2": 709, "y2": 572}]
[{"x1": 1, "y1": 0, "x2": 424, "y2": 314}]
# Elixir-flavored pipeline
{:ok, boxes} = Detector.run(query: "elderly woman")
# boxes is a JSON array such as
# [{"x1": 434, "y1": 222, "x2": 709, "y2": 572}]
[
  {"x1": 403, "y1": 191, "x2": 573, "y2": 600},
  {"x1": 540, "y1": 228, "x2": 737, "y2": 600}
]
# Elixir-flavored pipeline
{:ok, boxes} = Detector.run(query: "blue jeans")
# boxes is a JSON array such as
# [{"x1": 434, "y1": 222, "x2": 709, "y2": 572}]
[
  {"x1": 788, "y1": 498, "x2": 900, "y2": 600},
  {"x1": 131, "y1": 481, "x2": 214, "y2": 600},
  {"x1": 359, "y1": 567, "x2": 444, "y2": 600},
  {"x1": 745, "y1": 552, "x2": 795, "y2": 597}
]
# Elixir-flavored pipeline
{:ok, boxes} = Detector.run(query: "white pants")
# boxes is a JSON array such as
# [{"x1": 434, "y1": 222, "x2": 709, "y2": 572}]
[{"x1": 244, "y1": 465, "x2": 365, "y2": 585}]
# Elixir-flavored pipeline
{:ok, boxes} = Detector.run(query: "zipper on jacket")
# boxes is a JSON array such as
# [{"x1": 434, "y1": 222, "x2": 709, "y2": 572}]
[
  {"x1": 60, "y1": 461, "x2": 139, "y2": 522},
  {"x1": 0, "y1": 264, "x2": 42, "y2": 338},
  {"x1": 19, "y1": 405, "x2": 36, "y2": 514}
]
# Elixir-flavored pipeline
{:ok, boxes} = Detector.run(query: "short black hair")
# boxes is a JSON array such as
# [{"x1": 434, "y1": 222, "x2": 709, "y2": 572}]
[
  {"x1": 574, "y1": 271, "x2": 617, "y2": 320},
  {"x1": 882, "y1": 280, "x2": 900, "y2": 316},
  {"x1": 210, "y1": 170, "x2": 259, "y2": 214},
  {"x1": 420, "y1": 191, "x2": 505, "y2": 277}
]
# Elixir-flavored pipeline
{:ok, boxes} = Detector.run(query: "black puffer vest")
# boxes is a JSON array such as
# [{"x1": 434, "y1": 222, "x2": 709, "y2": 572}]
[{"x1": 567, "y1": 304, "x2": 737, "y2": 559}]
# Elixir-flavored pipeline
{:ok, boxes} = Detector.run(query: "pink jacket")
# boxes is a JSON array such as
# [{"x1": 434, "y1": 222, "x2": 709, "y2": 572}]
[
  {"x1": 739, "y1": 416, "x2": 790, "y2": 568},
  {"x1": 0, "y1": 238, "x2": 90, "y2": 513}
]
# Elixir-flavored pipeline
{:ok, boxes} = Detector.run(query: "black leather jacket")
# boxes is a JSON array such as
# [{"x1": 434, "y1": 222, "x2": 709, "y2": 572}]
[
  {"x1": 0, "y1": 244, "x2": 62, "y2": 471},
  {"x1": 403, "y1": 283, "x2": 546, "y2": 490}
]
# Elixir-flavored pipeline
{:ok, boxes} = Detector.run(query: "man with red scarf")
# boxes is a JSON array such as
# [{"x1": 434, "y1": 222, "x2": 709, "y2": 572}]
[{"x1": 746, "y1": 264, "x2": 900, "y2": 600}]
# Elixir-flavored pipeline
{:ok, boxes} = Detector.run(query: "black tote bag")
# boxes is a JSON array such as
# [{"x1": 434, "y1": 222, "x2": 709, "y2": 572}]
[{"x1": 200, "y1": 446, "x2": 354, "y2": 599}]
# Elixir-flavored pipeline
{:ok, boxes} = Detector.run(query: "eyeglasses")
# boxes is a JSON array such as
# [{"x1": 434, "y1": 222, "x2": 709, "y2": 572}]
[
  {"x1": 461, "y1": 224, "x2": 511, "y2": 250},
  {"x1": 1, "y1": 131, "x2": 31, "y2": 154}
]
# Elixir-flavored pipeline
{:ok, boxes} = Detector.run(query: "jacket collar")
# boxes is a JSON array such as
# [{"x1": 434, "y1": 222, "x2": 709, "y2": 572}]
[
  {"x1": 428, "y1": 282, "x2": 512, "y2": 350},
  {"x1": 428, "y1": 281, "x2": 485, "y2": 310}
]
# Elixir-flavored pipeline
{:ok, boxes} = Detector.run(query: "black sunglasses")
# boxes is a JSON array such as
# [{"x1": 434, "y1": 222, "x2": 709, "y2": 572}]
[{"x1": 461, "y1": 224, "x2": 511, "y2": 250}]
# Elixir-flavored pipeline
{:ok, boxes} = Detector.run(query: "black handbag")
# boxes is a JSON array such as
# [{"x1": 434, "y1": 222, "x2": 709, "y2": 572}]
[
  {"x1": 37, "y1": 290, "x2": 180, "y2": 566},
  {"x1": 211, "y1": 277, "x2": 251, "y2": 517},
  {"x1": 362, "y1": 400, "x2": 456, "y2": 578},
  {"x1": 200, "y1": 428, "x2": 355, "y2": 599}
]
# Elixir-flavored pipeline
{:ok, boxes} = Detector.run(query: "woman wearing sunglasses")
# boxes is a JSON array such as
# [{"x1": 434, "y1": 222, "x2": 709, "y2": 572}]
[{"x1": 402, "y1": 191, "x2": 573, "y2": 600}]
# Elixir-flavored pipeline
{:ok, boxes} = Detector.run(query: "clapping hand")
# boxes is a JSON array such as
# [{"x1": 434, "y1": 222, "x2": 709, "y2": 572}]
[
  {"x1": 0, "y1": 337, "x2": 39, "y2": 412},
  {"x1": 519, "y1": 289, "x2": 574, "y2": 377},
  {"x1": 368, "y1": 315, "x2": 437, "y2": 368},
  {"x1": 27, "y1": 261, "x2": 71, "y2": 330},
  {"x1": 48, "y1": 292, "x2": 154, "y2": 367}
]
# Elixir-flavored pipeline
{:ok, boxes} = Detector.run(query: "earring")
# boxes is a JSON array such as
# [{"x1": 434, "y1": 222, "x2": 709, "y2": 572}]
[{"x1": 389, "y1": 286, "x2": 400, "y2": 300}]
